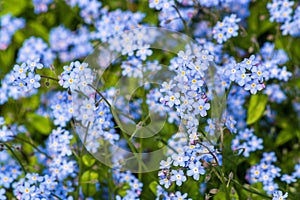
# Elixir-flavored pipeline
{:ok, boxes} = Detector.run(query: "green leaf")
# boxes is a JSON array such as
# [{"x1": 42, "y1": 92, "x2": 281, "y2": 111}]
[
  {"x1": 27, "y1": 21, "x2": 49, "y2": 41},
  {"x1": 0, "y1": 0, "x2": 27, "y2": 16},
  {"x1": 26, "y1": 113, "x2": 52, "y2": 135},
  {"x1": 213, "y1": 191, "x2": 226, "y2": 200},
  {"x1": 83, "y1": 154, "x2": 96, "y2": 167},
  {"x1": 81, "y1": 170, "x2": 99, "y2": 196},
  {"x1": 246, "y1": 94, "x2": 268, "y2": 125},
  {"x1": 23, "y1": 95, "x2": 40, "y2": 110},
  {"x1": 248, "y1": 0, "x2": 275, "y2": 36},
  {"x1": 0, "y1": 45, "x2": 15, "y2": 75},
  {"x1": 275, "y1": 129, "x2": 295, "y2": 147},
  {"x1": 117, "y1": 182, "x2": 130, "y2": 197},
  {"x1": 149, "y1": 181, "x2": 158, "y2": 195}
]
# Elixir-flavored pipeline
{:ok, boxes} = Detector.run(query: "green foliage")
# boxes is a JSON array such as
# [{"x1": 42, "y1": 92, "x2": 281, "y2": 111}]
[
  {"x1": 246, "y1": 94, "x2": 268, "y2": 125},
  {"x1": 83, "y1": 154, "x2": 97, "y2": 167},
  {"x1": 0, "y1": 0, "x2": 299, "y2": 199},
  {"x1": 0, "y1": 0, "x2": 27, "y2": 16},
  {"x1": 81, "y1": 170, "x2": 99, "y2": 196},
  {"x1": 26, "y1": 113, "x2": 52, "y2": 135}
]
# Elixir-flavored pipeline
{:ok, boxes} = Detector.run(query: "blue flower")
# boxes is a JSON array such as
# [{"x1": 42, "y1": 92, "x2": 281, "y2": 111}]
[
  {"x1": 19, "y1": 182, "x2": 36, "y2": 200},
  {"x1": 17, "y1": 37, "x2": 55, "y2": 67},
  {"x1": 26, "y1": 72, "x2": 41, "y2": 89},
  {"x1": 136, "y1": 44, "x2": 152, "y2": 60},
  {"x1": 244, "y1": 80, "x2": 265, "y2": 94},
  {"x1": 172, "y1": 152, "x2": 189, "y2": 167},
  {"x1": 186, "y1": 161, "x2": 205, "y2": 180},
  {"x1": 267, "y1": 0, "x2": 294, "y2": 23},
  {"x1": 170, "y1": 170, "x2": 187, "y2": 186},
  {"x1": 241, "y1": 55, "x2": 258, "y2": 70},
  {"x1": 292, "y1": 163, "x2": 300, "y2": 178},
  {"x1": 160, "y1": 157, "x2": 173, "y2": 169},
  {"x1": 192, "y1": 99, "x2": 210, "y2": 117},
  {"x1": 205, "y1": 118, "x2": 216, "y2": 135},
  {"x1": 32, "y1": 0, "x2": 53, "y2": 14},
  {"x1": 0, "y1": 14, "x2": 25, "y2": 50},
  {"x1": 13, "y1": 63, "x2": 28, "y2": 80},
  {"x1": 26, "y1": 173, "x2": 43, "y2": 184},
  {"x1": 261, "y1": 152, "x2": 277, "y2": 163},
  {"x1": 263, "y1": 182, "x2": 278, "y2": 195},
  {"x1": 251, "y1": 65, "x2": 269, "y2": 82},
  {"x1": 281, "y1": 174, "x2": 296, "y2": 184},
  {"x1": 0, "y1": 188, "x2": 5, "y2": 200},
  {"x1": 272, "y1": 190, "x2": 288, "y2": 200},
  {"x1": 173, "y1": 191, "x2": 190, "y2": 200}
]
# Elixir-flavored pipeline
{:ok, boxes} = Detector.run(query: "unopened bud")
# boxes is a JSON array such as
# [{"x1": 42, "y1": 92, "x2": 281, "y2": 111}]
[
  {"x1": 209, "y1": 188, "x2": 218, "y2": 194},
  {"x1": 229, "y1": 171, "x2": 234, "y2": 180},
  {"x1": 45, "y1": 81, "x2": 50, "y2": 87}
]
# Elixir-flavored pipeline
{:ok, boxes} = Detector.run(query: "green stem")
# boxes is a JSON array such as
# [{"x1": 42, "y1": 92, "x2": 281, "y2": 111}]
[
  {"x1": 3, "y1": 143, "x2": 27, "y2": 173},
  {"x1": 75, "y1": 122, "x2": 90, "y2": 199},
  {"x1": 231, "y1": 179, "x2": 272, "y2": 199},
  {"x1": 88, "y1": 84, "x2": 112, "y2": 108},
  {"x1": 215, "y1": 124, "x2": 231, "y2": 200},
  {"x1": 40, "y1": 75, "x2": 59, "y2": 82},
  {"x1": 104, "y1": 141, "x2": 114, "y2": 199},
  {"x1": 172, "y1": 4, "x2": 191, "y2": 37},
  {"x1": 198, "y1": 142, "x2": 219, "y2": 166},
  {"x1": 89, "y1": 84, "x2": 150, "y2": 174},
  {"x1": 12, "y1": 136, "x2": 51, "y2": 159},
  {"x1": 51, "y1": 193, "x2": 63, "y2": 200},
  {"x1": 212, "y1": 167, "x2": 230, "y2": 200},
  {"x1": 156, "y1": 137, "x2": 178, "y2": 154}
]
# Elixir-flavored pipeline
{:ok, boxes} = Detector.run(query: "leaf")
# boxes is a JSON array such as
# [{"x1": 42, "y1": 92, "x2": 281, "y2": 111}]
[
  {"x1": 27, "y1": 21, "x2": 49, "y2": 41},
  {"x1": 0, "y1": 0, "x2": 27, "y2": 16},
  {"x1": 83, "y1": 154, "x2": 96, "y2": 167},
  {"x1": 0, "y1": 45, "x2": 15, "y2": 75},
  {"x1": 149, "y1": 181, "x2": 158, "y2": 195},
  {"x1": 247, "y1": 0, "x2": 275, "y2": 36},
  {"x1": 26, "y1": 113, "x2": 52, "y2": 135},
  {"x1": 81, "y1": 170, "x2": 99, "y2": 196},
  {"x1": 275, "y1": 129, "x2": 295, "y2": 147},
  {"x1": 246, "y1": 94, "x2": 268, "y2": 125},
  {"x1": 213, "y1": 191, "x2": 226, "y2": 200},
  {"x1": 117, "y1": 182, "x2": 130, "y2": 197}
]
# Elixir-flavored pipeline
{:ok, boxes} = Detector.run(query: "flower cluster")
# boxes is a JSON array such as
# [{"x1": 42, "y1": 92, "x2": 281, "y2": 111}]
[
  {"x1": 11, "y1": 61, "x2": 43, "y2": 93},
  {"x1": 221, "y1": 43, "x2": 292, "y2": 95},
  {"x1": 65, "y1": 0, "x2": 103, "y2": 24},
  {"x1": 0, "y1": 0, "x2": 299, "y2": 199},
  {"x1": 158, "y1": 132, "x2": 218, "y2": 191},
  {"x1": 30, "y1": 127, "x2": 77, "y2": 199},
  {"x1": 50, "y1": 26, "x2": 93, "y2": 62},
  {"x1": 0, "y1": 117, "x2": 26, "y2": 142},
  {"x1": 159, "y1": 43, "x2": 214, "y2": 135},
  {"x1": 231, "y1": 128, "x2": 263, "y2": 157},
  {"x1": 156, "y1": 185, "x2": 191, "y2": 200},
  {"x1": 47, "y1": 91, "x2": 74, "y2": 127},
  {"x1": 17, "y1": 37, "x2": 55, "y2": 67},
  {"x1": 0, "y1": 14, "x2": 25, "y2": 50},
  {"x1": 272, "y1": 191, "x2": 288, "y2": 200},
  {"x1": 14, "y1": 173, "x2": 57, "y2": 199},
  {"x1": 247, "y1": 152, "x2": 282, "y2": 195},
  {"x1": 212, "y1": 14, "x2": 241, "y2": 44},
  {"x1": 149, "y1": 0, "x2": 195, "y2": 31},
  {"x1": 59, "y1": 61, "x2": 95, "y2": 94},
  {"x1": 113, "y1": 168, "x2": 143, "y2": 200},
  {"x1": 268, "y1": 0, "x2": 300, "y2": 37},
  {"x1": 91, "y1": 10, "x2": 145, "y2": 42},
  {"x1": 267, "y1": 0, "x2": 294, "y2": 23},
  {"x1": 32, "y1": 0, "x2": 53, "y2": 14}
]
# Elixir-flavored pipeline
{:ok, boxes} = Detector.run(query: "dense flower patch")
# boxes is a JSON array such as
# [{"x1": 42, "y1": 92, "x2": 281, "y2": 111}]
[{"x1": 0, "y1": 0, "x2": 299, "y2": 199}]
